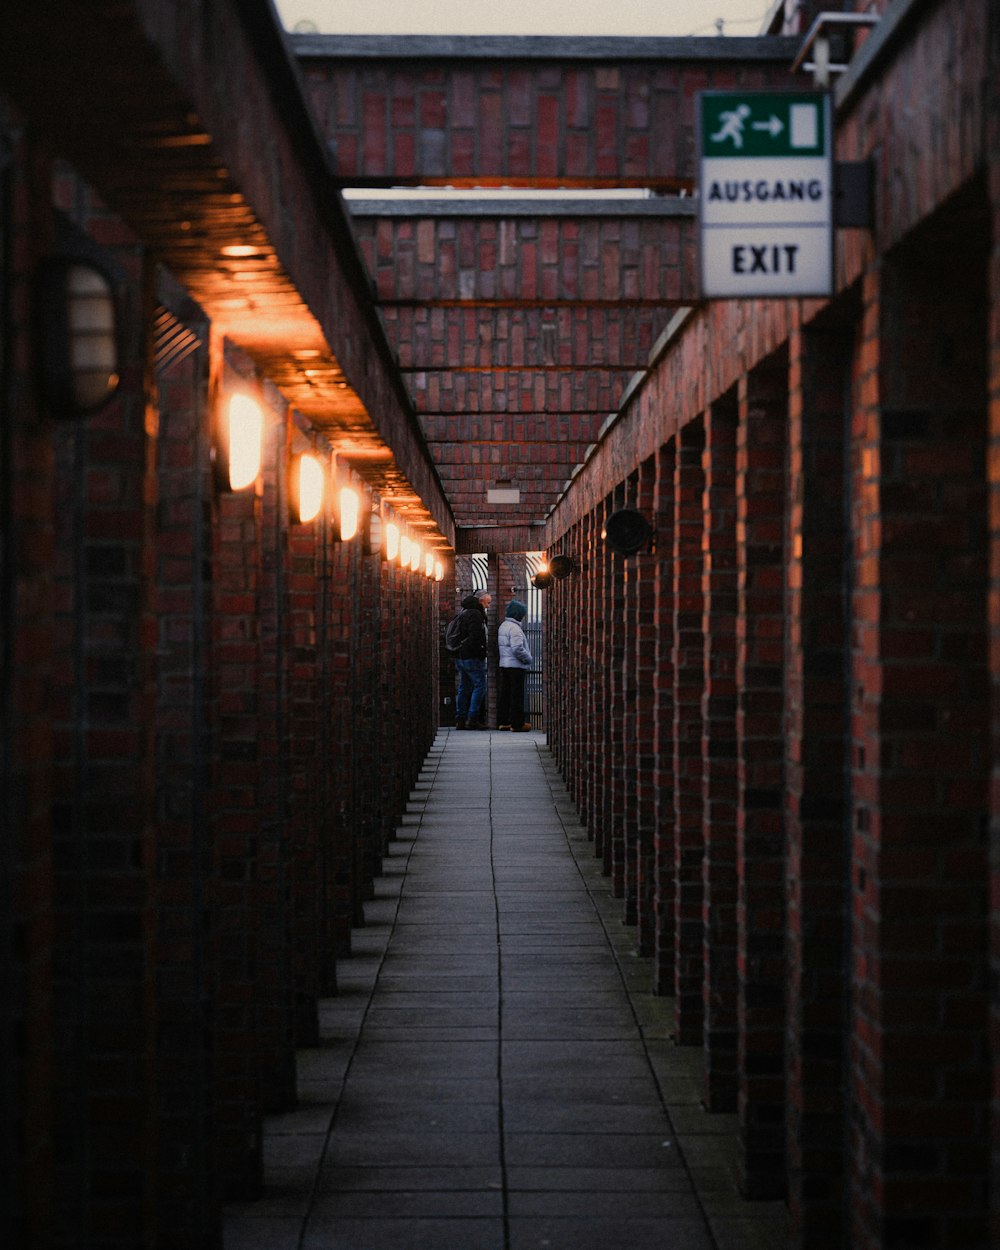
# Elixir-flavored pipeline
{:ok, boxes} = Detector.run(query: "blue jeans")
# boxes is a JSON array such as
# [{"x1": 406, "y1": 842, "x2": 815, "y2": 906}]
[{"x1": 455, "y1": 658, "x2": 487, "y2": 722}]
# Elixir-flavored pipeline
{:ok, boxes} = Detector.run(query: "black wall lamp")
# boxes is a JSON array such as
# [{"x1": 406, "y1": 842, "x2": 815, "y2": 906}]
[
  {"x1": 37, "y1": 257, "x2": 121, "y2": 417},
  {"x1": 602, "y1": 509, "x2": 653, "y2": 555},
  {"x1": 548, "y1": 554, "x2": 577, "y2": 579}
]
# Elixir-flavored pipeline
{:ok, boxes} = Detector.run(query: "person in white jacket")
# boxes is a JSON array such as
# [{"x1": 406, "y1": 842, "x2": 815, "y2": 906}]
[{"x1": 496, "y1": 599, "x2": 533, "y2": 731}]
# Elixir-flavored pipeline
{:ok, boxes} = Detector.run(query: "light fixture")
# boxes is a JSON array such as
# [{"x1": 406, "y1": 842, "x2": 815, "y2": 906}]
[
  {"x1": 434, "y1": 560, "x2": 444, "y2": 582},
  {"x1": 536, "y1": 558, "x2": 550, "y2": 576},
  {"x1": 399, "y1": 533, "x2": 411, "y2": 568},
  {"x1": 602, "y1": 508, "x2": 653, "y2": 555},
  {"x1": 338, "y1": 484, "x2": 360, "y2": 541},
  {"x1": 37, "y1": 257, "x2": 121, "y2": 416},
  {"x1": 369, "y1": 506, "x2": 384, "y2": 557},
  {"x1": 289, "y1": 451, "x2": 325, "y2": 523},
  {"x1": 223, "y1": 392, "x2": 264, "y2": 491},
  {"x1": 424, "y1": 551, "x2": 435, "y2": 578},
  {"x1": 549, "y1": 554, "x2": 577, "y2": 579},
  {"x1": 410, "y1": 539, "x2": 422, "y2": 573},
  {"x1": 385, "y1": 520, "x2": 400, "y2": 563}
]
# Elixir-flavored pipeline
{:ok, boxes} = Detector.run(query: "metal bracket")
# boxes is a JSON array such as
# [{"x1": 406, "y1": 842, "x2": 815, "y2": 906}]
[
  {"x1": 834, "y1": 160, "x2": 873, "y2": 229},
  {"x1": 792, "y1": 12, "x2": 880, "y2": 87}
]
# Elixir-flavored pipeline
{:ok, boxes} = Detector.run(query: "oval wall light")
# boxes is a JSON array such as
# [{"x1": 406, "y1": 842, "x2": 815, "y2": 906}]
[
  {"x1": 409, "y1": 539, "x2": 422, "y2": 574},
  {"x1": 338, "y1": 484, "x2": 361, "y2": 541},
  {"x1": 289, "y1": 451, "x2": 325, "y2": 523},
  {"x1": 385, "y1": 520, "x2": 400, "y2": 563},
  {"x1": 37, "y1": 257, "x2": 121, "y2": 417},
  {"x1": 602, "y1": 508, "x2": 653, "y2": 555},
  {"x1": 399, "y1": 533, "x2": 411, "y2": 569},
  {"x1": 434, "y1": 560, "x2": 444, "y2": 582},
  {"x1": 227, "y1": 393, "x2": 264, "y2": 491}
]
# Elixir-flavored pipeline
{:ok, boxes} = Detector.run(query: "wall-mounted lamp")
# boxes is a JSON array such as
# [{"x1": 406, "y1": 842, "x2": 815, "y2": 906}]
[
  {"x1": 424, "y1": 551, "x2": 435, "y2": 579},
  {"x1": 288, "y1": 450, "x2": 325, "y2": 523},
  {"x1": 37, "y1": 257, "x2": 121, "y2": 417},
  {"x1": 399, "y1": 532, "x2": 411, "y2": 569},
  {"x1": 216, "y1": 392, "x2": 264, "y2": 491},
  {"x1": 602, "y1": 509, "x2": 653, "y2": 555},
  {"x1": 409, "y1": 539, "x2": 422, "y2": 574},
  {"x1": 385, "y1": 520, "x2": 401, "y2": 563},
  {"x1": 434, "y1": 560, "x2": 444, "y2": 583},
  {"x1": 369, "y1": 506, "x2": 384, "y2": 557},
  {"x1": 338, "y1": 484, "x2": 361, "y2": 541},
  {"x1": 532, "y1": 570, "x2": 552, "y2": 589},
  {"x1": 549, "y1": 553, "x2": 577, "y2": 579}
]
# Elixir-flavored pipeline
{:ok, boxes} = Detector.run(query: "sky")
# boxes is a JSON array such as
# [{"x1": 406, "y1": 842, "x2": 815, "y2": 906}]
[{"x1": 274, "y1": 0, "x2": 778, "y2": 38}]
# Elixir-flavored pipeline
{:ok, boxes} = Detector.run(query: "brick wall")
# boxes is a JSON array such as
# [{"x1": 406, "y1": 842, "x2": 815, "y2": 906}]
[{"x1": 3, "y1": 139, "x2": 443, "y2": 1247}]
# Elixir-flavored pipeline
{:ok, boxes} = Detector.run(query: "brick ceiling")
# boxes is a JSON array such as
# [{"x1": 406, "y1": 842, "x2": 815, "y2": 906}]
[{"x1": 297, "y1": 35, "x2": 797, "y2": 539}]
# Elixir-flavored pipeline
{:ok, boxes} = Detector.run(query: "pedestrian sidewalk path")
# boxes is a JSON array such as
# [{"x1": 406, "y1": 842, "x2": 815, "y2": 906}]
[{"x1": 224, "y1": 728, "x2": 787, "y2": 1250}]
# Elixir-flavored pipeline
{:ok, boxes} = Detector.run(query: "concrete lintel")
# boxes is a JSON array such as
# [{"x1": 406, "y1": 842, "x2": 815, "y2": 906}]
[
  {"x1": 345, "y1": 197, "x2": 698, "y2": 219},
  {"x1": 455, "y1": 524, "x2": 545, "y2": 555},
  {"x1": 293, "y1": 33, "x2": 801, "y2": 62}
]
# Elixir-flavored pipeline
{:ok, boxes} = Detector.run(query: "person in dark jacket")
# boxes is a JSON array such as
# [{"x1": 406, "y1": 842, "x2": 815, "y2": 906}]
[
  {"x1": 454, "y1": 592, "x2": 490, "y2": 729},
  {"x1": 497, "y1": 599, "x2": 533, "y2": 731}
]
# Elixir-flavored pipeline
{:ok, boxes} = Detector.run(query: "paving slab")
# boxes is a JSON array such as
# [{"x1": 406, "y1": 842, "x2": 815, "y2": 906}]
[{"x1": 223, "y1": 728, "x2": 788, "y2": 1250}]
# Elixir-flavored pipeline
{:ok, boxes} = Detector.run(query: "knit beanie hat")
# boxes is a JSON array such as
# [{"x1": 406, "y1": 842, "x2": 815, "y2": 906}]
[{"x1": 505, "y1": 599, "x2": 527, "y2": 621}]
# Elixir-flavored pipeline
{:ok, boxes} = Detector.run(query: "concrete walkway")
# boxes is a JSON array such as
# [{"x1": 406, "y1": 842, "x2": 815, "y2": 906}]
[{"x1": 224, "y1": 729, "x2": 786, "y2": 1250}]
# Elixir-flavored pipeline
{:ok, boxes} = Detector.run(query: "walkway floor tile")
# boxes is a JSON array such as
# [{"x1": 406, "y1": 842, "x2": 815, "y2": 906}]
[{"x1": 223, "y1": 728, "x2": 788, "y2": 1250}]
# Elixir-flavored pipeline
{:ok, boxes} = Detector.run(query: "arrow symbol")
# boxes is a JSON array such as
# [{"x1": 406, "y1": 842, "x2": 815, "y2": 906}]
[{"x1": 752, "y1": 115, "x2": 784, "y2": 138}]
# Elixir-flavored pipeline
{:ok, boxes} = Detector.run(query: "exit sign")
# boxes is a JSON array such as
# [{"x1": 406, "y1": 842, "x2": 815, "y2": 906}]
[{"x1": 698, "y1": 91, "x2": 833, "y2": 299}]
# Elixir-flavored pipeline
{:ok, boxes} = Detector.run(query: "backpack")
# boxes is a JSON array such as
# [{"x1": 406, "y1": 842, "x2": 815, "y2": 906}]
[{"x1": 444, "y1": 611, "x2": 467, "y2": 654}]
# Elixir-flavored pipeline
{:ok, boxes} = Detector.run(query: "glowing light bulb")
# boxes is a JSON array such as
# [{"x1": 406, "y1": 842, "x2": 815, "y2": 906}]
[
  {"x1": 385, "y1": 522, "x2": 400, "y2": 562},
  {"x1": 339, "y1": 485, "x2": 360, "y2": 540},
  {"x1": 425, "y1": 551, "x2": 435, "y2": 578},
  {"x1": 228, "y1": 394, "x2": 263, "y2": 490},
  {"x1": 297, "y1": 453, "x2": 324, "y2": 523},
  {"x1": 400, "y1": 534, "x2": 411, "y2": 568},
  {"x1": 409, "y1": 540, "x2": 422, "y2": 573},
  {"x1": 434, "y1": 560, "x2": 444, "y2": 582}
]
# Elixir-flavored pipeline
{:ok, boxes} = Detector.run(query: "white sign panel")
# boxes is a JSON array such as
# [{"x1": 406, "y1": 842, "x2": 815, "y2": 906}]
[{"x1": 699, "y1": 92, "x2": 833, "y2": 299}]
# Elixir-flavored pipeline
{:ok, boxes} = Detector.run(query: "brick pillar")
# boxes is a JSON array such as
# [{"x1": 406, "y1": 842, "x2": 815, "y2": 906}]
[
  {"x1": 580, "y1": 509, "x2": 600, "y2": 831},
  {"x1": 621, "y1": 473, "x2": 641, "y2": 922},
  {"x1": 784, "y1": 317, "x2": 852, "y2": 1246},
  {"x1": 736, "y1": 354, "x2": 788, "y2": 1200},
  {"x1": 573, "y1": 517, "x2": 589, "y2": 812},
  {"x1": 48, "y1": 234, "x2": 161, "y2": 1237},
  {"x1": 634, "y1": 456, "x2": 658, "y2": 953},
  {"x1": 213, "y1": 431, "x2": 264, "y2": 1198},
  {"x1": 653, "y1": 439, "x2": 676, "y2": 995},
  {"x1": 3, "y1": 129, "x2": 57, "y2": 1250},
  {"x1": 257, "y1": 399, "x2": 296, "y2": 1112},
  {"x1": 673, "y1": 418, "x2": 706, "y2": 1043},
  {"x1": 593, "y1": 493, "x2": 613, "y2": 869},
  {"x1": 848, "y1": 236, "x2": 989, "y2": 1250},
  {"x1": 609, "y1": 482, "x2": 631, "y2": 899},
  {"x1": 154, "y1": 324, "x2": 221, "y2": 1240},
  {"x1": 701, "y1": 393, "x2": 739, "y2": 1110},
  {"x1": 287, "y1": 432, "x2": 325, "y2": 1047}
]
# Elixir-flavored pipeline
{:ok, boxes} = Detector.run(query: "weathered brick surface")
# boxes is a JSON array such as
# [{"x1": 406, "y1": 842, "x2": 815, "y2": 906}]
[
  {"x1": 300, "y1": 51, "x2": 795, "y2": 186},
  {"x1": 736, "y1": 357, "x2": 788, "y2": 1200},
  {"x1": 673, "y1": 419, "x2": 706, "y2": 1043},
  {"x1": 701, "y1": 395, "x2": 738, "y2": 1111}
]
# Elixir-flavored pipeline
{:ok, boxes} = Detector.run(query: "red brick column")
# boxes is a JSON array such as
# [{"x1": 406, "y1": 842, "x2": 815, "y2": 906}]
[
  {"x1": 621, "y1": 473, "x2": 641, "y2": 923},
  {"x1": 848, "y1": 244, "x2": 990, "y2": 1250},
  {"x1": 580, "y1": 509, "x2": 600, "y2": 831},
  {"x1": 701, "y1": 394, "x2": 739, "y2": 1110},
  {"x1": 736, "y1": 355, "x2": 788, "y2": 1199},
  {"x1": 574, "y1": 515, "x2": 593, "y2": 817},
  {"x1": 154, "y1": 324, "x2": 222, "y2": 1239},
  {"x1": 673, "y1": 418, "x2": 706, "y2": 1043},
  {"x1": 256, "y1": 400, "x2": 296, "y2": 1111},
  {"x1": 634, "y1": 456, "x2": 658, "y2": 953},
  {"x1": 4, "y1": 130, "x2": 57, "y2": 1248},
  {"x1": 609, "y1": 482, "x2": 631, "y2": 900},
  {"x1": 784, "y1": 318, "x2": 852, "y2": 1246},
  {"x1": 593, "y1": 494, "x2": 613, "y2": 869},
  {"x1": 287, "y1": 433, "x2": 325, "y2": 1046},
  {"x1": 653, "y1": 439, "x2": 676, "y2": 996}
]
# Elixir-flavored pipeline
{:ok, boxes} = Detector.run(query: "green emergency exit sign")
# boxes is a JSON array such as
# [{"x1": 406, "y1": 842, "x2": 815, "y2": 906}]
[{"x1": 698, "y1": 91, "x2": 833, "y2": 298}]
